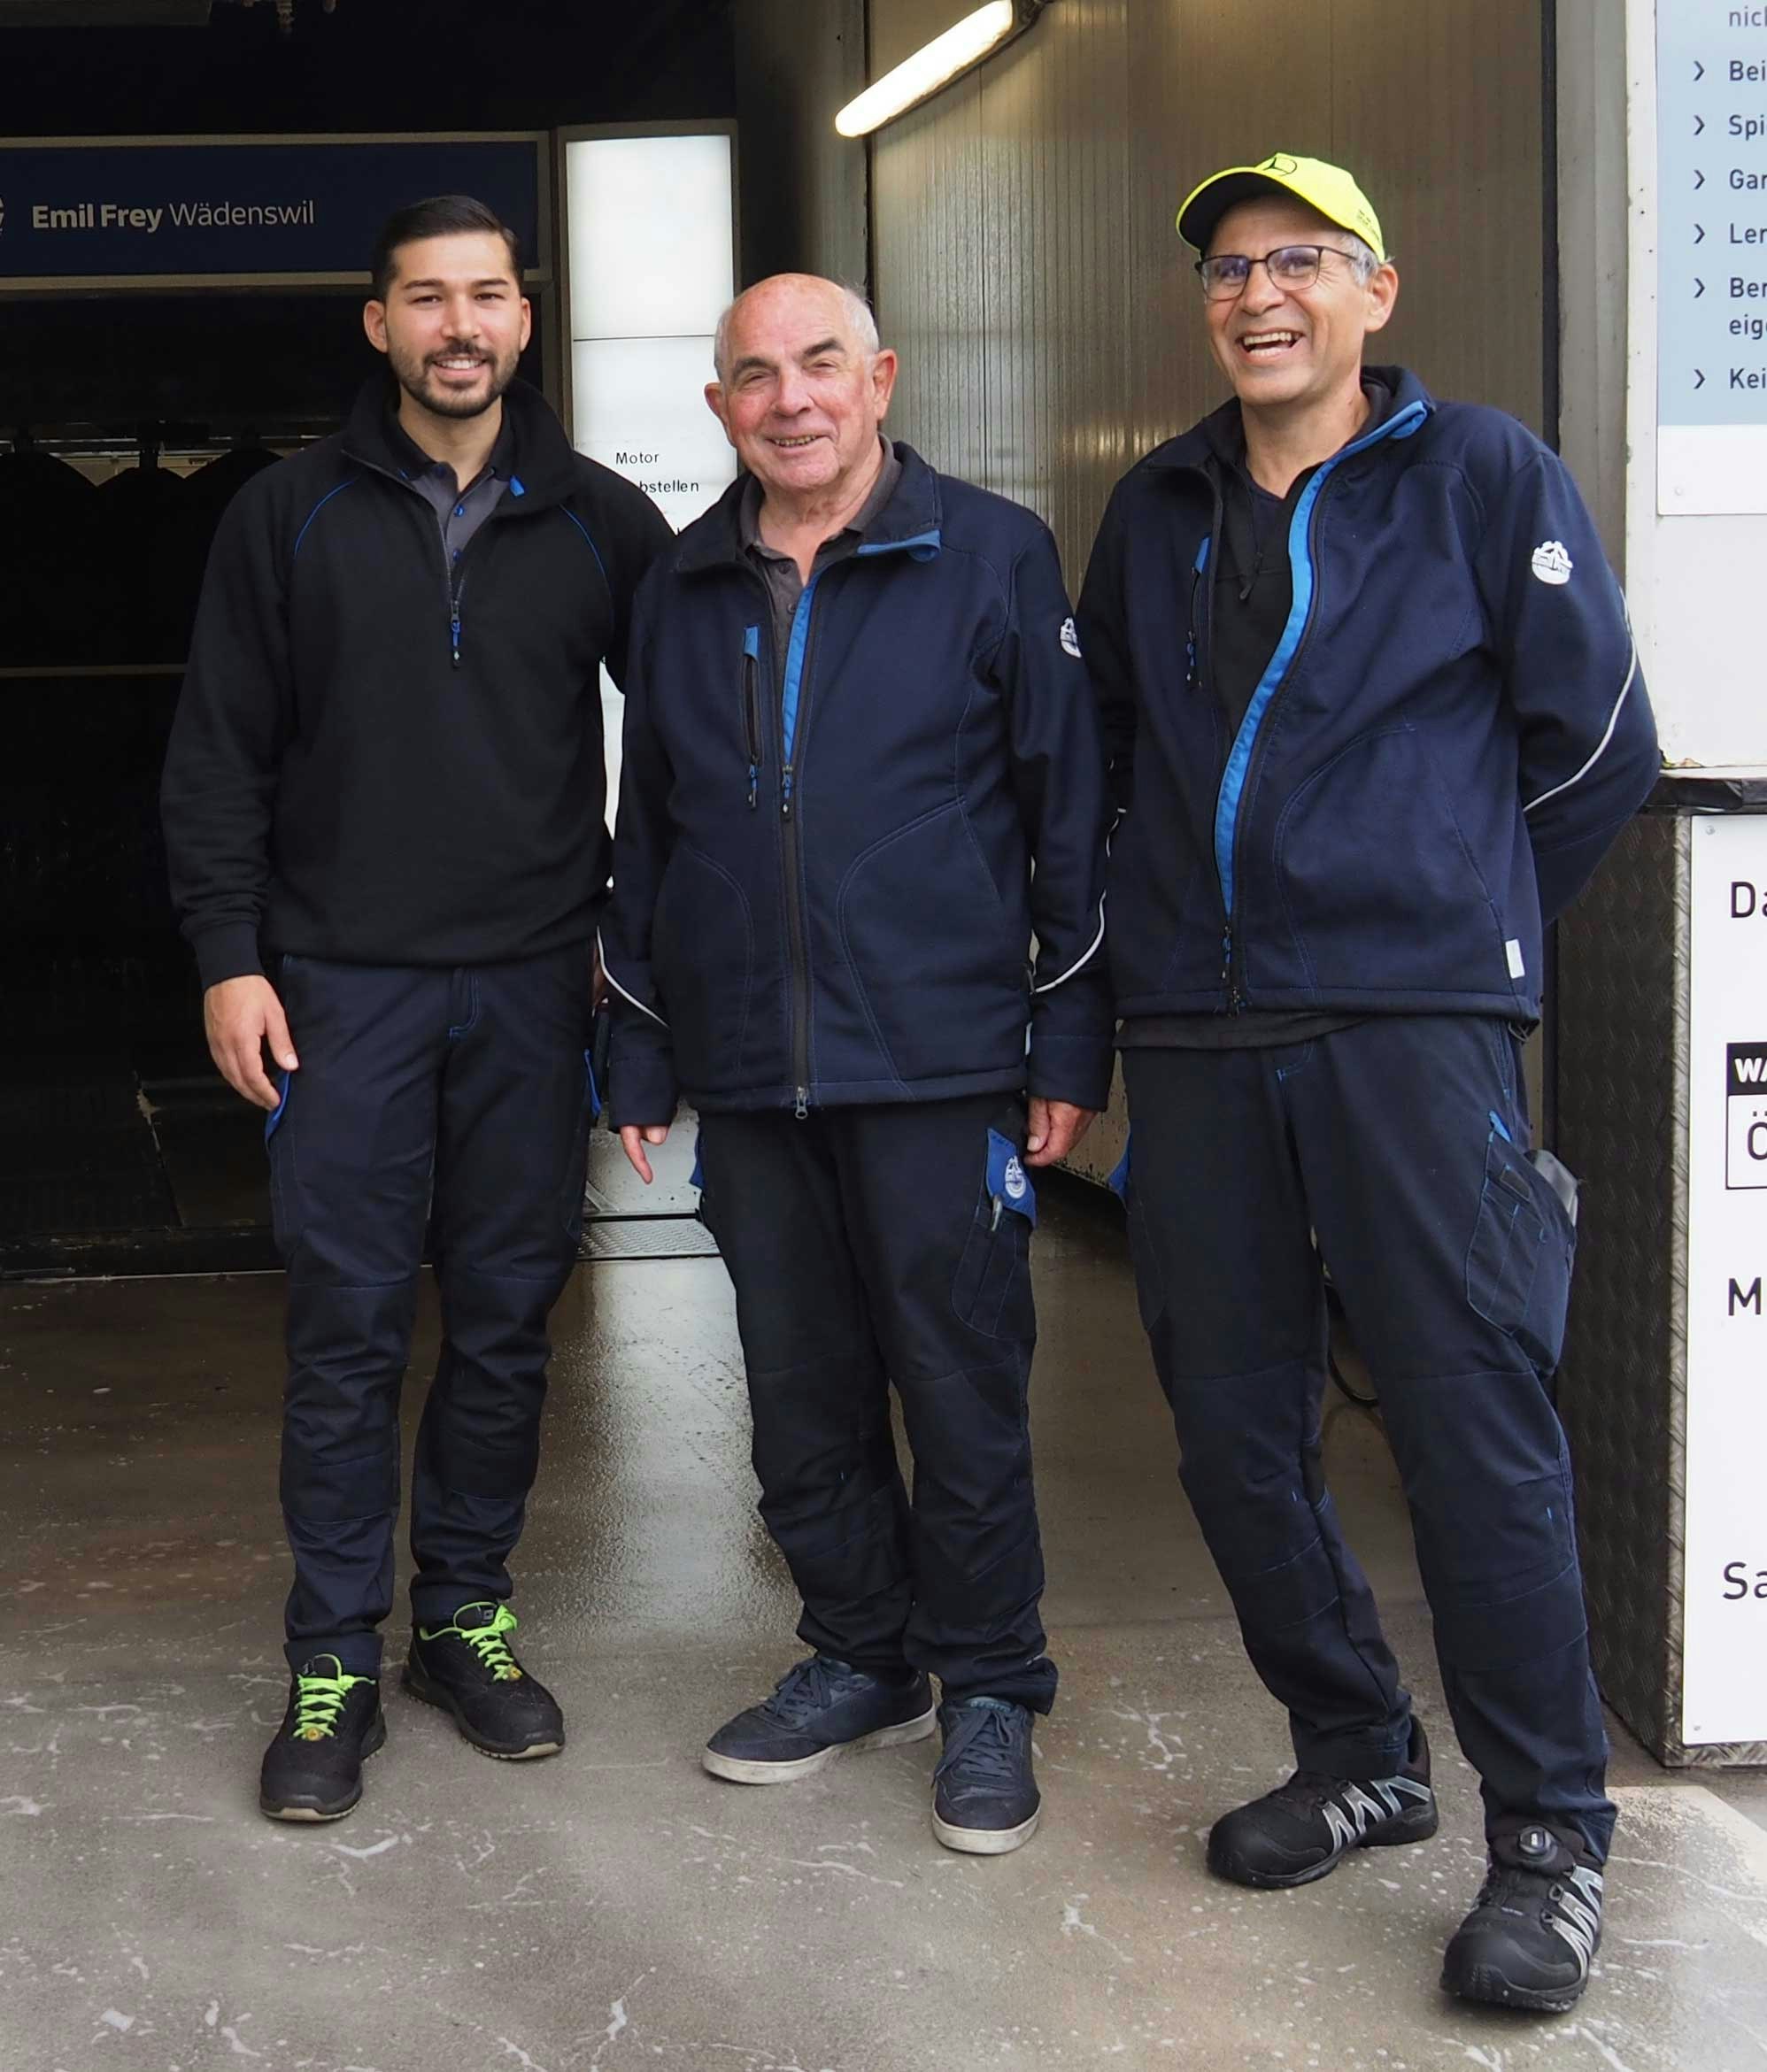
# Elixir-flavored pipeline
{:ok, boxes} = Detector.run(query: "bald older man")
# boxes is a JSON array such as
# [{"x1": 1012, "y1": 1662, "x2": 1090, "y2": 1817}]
[{"x1": 600, "y1": 275, "x2": 1113, "y2": 1854}]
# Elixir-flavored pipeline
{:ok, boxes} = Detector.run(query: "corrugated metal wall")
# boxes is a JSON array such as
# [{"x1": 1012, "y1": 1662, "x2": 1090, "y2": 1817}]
[{"x1": 869, "y1": 0, "x2": 1547, "y2": 585}]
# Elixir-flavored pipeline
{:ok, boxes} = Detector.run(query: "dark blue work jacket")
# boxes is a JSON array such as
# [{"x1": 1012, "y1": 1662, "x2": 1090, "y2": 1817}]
[
  {"x1": 602, "y1": 444, "x2": 1114, "y2": 1121},
  {"x1": 1077, "y1": 367, "x2": 1659, "y2": 1023}
]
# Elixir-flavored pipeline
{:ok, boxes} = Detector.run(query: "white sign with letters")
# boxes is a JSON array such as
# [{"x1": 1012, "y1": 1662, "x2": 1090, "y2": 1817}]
[{"x1": 1682, "y1": 813, "x2": 1767, "y2": 1745}]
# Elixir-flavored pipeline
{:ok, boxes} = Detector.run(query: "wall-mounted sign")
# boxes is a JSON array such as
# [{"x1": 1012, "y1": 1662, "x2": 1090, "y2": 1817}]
[
  {"x1": 1657, "y1": 4, "x2": 1767, "y2": 509},
  {"x1": 0, "y1": 135, "x2": 545, "y2": 286},
  {"x1": 559, "y1": 127, "x2": 738, "y2": 820},
  {"x1": 1682, "y1": 813, "x2": 1767, "y2": 1746}
]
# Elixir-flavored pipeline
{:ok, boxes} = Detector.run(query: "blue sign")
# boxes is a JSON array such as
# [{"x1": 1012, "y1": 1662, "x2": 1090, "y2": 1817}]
[
  {"x1": 0, "y1": 136, "x2": 544, "y2": 282},
  {"x1": 1659, "y1": 5, "x2": 1767, "y2": 427}
]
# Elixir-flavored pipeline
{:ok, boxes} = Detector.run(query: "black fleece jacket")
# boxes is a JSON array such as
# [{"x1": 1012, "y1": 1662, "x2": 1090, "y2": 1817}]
[{"x1": 161, "y1": 377, "x2": 671, "y2": 989}]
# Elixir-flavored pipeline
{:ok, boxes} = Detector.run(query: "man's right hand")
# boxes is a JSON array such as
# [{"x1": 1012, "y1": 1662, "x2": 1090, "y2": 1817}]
[
  {"x1": 204, "y1": 974, "x2": 299, "y2": 1111},
  {"x1": 619, "y1": 1123, "x2": 670, "y2": 1184}
]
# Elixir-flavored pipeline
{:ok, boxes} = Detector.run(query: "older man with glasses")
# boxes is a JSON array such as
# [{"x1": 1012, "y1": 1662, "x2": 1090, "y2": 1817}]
[{"x1": 1078, "y1": 155, "x2": 1658, "y2": 2012}]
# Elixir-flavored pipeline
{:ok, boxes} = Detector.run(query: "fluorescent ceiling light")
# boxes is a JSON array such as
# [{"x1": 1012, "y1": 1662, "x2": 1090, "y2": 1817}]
[{"x1": 836, "y1": 1, "x2": 1032, "y2": 137}]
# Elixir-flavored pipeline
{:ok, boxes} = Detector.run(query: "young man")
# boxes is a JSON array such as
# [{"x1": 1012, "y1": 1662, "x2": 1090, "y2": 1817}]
[
  {"x1": 603, "y1": 274, "x2": 1113, "y2": 1854},
  {"x1": 162, "y1": 196, "x2": 671, "y2": 1821},
  {"x1": 1078, "y1": 156, "x2": 1657, "y2": 2009}
]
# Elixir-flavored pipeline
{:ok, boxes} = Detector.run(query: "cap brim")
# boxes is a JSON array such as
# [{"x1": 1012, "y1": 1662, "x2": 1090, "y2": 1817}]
[{"x1": 1176, "y1": 170, "x2": 1295, "y2": 253}]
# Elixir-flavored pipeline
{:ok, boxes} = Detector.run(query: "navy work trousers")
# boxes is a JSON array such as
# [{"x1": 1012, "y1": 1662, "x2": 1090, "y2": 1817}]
[
  {"x1": 697, "y1": 1094, "x2": 1058, "y2": 1713},
  {"x1": 266, "y1": 945, "x2": 594, "y2": 1674},
  {"x1": 1121, "y1": 1016, "x2": 1616, "y2": 1860}
]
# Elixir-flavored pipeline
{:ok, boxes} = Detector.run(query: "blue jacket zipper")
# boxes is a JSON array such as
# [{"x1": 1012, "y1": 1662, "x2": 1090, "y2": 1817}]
[
  {"x1": 741, "y1": 625, "x2": 762, "y2": 808},
  {"x1": 1210, "y1": 400, "x2": 1429, "y2": 1006}
]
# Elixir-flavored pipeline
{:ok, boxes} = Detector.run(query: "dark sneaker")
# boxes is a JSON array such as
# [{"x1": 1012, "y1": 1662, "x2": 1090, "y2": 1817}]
[
  {"x1": 1207, "y1": 1717, "x2": 1438, "y2": 1888},
  {"x1": 703, "y1": 1654, "x2": 935, "y2": 1783},
  {"x1": 403, "y1": 1602, "x2": 564, "y2": 1760},
  {"x1": 932, "y1": 1697, "x2": 1040, "y2": 1855},
  {"x1": 258, "y1": 1655, "x2": 385, "y2": 1822},
  {"x1": 1441, "y1": 1822, "x2": 1605, "y2": 2014}
]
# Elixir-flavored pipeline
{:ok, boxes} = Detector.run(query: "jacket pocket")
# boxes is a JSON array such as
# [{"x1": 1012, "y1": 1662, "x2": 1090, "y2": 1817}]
[
  {"x1": 1273, "y1": 727, "x2": 1501, "y2": 996},
  {"x1": 652, "y1": 841, "x2": 755, "y2": 1091},
  {"x1": 1465, "y1": 1127, "x2": 1577, "y2": 1374},
  {"x1": 952, "y1": 1121, "x2": 1037, "y2": 1340},
  {"x1": 837, "y1": 800, "x2": 1026, "y2": 1085}
]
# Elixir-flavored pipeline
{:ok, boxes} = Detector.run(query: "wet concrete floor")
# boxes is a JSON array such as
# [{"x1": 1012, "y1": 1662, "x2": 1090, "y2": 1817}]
[{"x1": 3, "y1": 1182, "x2": 1764, "y2": 2072}]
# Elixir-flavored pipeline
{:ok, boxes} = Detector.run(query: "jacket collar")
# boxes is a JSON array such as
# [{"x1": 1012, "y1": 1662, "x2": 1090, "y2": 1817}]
[
  {"x1": 340, "y1": 375, "x2": 580, "y2": 508},
  {"x1": 673, "y1": 439, "x2": 945, "y2": 577},
  {"x1": 1144, "y1": 364, "x2": 1435, "y2": 477}
]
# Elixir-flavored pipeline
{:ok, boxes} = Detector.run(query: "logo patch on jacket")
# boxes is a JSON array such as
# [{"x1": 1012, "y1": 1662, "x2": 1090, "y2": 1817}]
[
  {"x1": 1531, "y1": 540, "x2": 1573, "y2": 586},
  {"x1": 1060, "y1": 616, "x2": 1083, "y2": 659}
]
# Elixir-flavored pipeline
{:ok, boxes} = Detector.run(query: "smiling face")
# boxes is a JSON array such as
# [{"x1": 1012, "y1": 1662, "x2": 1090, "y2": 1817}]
[
  {"x1": 706, "y1": 275, "x2": 898, "y2": 508},
  {"x1": 364, "y1": 230, "x2": 531, "y2": 423},
  {"x1": 1203, "y1": 195, "x2": 1397, "y2": 421}
]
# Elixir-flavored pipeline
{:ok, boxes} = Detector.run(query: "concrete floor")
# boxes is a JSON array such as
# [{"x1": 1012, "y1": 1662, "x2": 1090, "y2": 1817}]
[{"x1": 3, "y1": 1183, "x2": 1765, "y2": 2072}]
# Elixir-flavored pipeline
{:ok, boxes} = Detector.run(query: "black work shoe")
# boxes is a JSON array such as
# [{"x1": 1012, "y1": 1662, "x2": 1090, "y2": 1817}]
[
  {"x1": 1441, "y1": 1822, "x2": 1605, "y2": 2014},
  {"x1": 258, "y1": 1656, "x2": 385, "y2": 1822},
  {"x1": 403, "y1": 1602, "x2": 565, "y2": 1760},
  {"x1": 702, "y1": 1654, "x2": 935, "y2": 1783},
  {"x1": 932, "y1": 1697, "x2": 1041, "y2": 1855},
  {"x1": 1207, "y1": 1716, "x2": 1439, "y2": 1888}
]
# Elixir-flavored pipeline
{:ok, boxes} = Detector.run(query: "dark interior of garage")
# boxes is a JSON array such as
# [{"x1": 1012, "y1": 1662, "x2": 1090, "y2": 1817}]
[{"x1": 0, "y1": 0, "x2": 736, "y2": 1273}]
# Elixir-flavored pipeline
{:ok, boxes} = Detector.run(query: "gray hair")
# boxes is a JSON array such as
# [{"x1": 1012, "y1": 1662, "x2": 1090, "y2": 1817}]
[
  {"x1": 1339, "y1": 233, "x2": 1379, "y2": 282},
  {"x1": 712, "y1": 279, "x2": 881, "y2": 383}
]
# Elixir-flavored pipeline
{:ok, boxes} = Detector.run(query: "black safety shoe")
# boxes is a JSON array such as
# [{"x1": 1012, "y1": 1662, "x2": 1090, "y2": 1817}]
[
  {"x1": 1207, "y1": 1716, "x2": 1439, "y2": 1888},
  {"x1": 403, "y1": 1602, "x2": 565, "y2": 1760},
  {"x1": 259, "y1": 1655, "x2": 385, "y2": 1822},
  {"x1": 702, "y1": 1654, "x2": 935, "y2": 1783},
  {"x1": 932, "y1": 1697, "x2": 1041, "y2": 1855},
  {"x1": 1441, "y1": 1822, "x2": 1605, "y2": 2014}
]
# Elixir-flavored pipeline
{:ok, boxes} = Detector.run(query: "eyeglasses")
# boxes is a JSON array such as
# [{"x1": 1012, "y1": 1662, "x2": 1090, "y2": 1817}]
[{"x1": 1195, "y1": 244, "x2": 1362, "y2": 302}]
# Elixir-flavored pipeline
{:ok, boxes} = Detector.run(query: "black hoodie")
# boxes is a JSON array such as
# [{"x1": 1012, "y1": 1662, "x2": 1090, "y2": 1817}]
[{"x1": 161, "y1": 377, "x2": 672, "y2": 989}]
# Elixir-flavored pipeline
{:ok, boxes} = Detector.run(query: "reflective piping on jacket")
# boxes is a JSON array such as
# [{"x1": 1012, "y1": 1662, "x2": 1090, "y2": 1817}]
[
  {"x1": 1522, "y1": 615, "x2": 1640, "y2": 817},
  {"x1": 596, "y1": 924, "x2": 667, "y2": 1028},
  {"x1": 1210, "y1": 397, "x2": 1430, "y2": 920},
  {"x1": 1033, "y1": 893, "x2": 1107, "y2": 994},
  {"x1": 292, "y1": 475, "x2": 361, "y2": 562}
]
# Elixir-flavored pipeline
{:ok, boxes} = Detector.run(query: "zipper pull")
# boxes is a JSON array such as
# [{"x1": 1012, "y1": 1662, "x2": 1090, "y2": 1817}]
[
  {"x1": 781, "y1": 768, "x2": 795, "y2": 819},
  {"x1": 1186, "y1": 636, "x2": 1198, "y2": 689},
  {"x1": 451, "y1": 615, "x2": 461, "y2": 667},
  {"x1": 794, "y1": 1085, "x2": 809, "y2": 1120},
  {"x1": 747, "y1": 762, "x2": 759, "y2": 809},
  {"x1": 1220, "y1": 928, "x2": 1232, "y2": 982}
]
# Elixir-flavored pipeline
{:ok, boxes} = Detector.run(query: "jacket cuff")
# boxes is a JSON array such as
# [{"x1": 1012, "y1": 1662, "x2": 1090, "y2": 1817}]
[
  {"x1": 1027, "y1": 1028, "x2": 1115, "y2": 1114},
  {"x1": 609, "y1": 1051, "x2": 681, "y2": 1131},
  {"x1": 193, "y1": 922, "x2": 265, "y2": 990}
]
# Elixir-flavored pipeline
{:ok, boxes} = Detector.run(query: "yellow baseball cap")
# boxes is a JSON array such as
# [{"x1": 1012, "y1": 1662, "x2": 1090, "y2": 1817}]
[{"x1": 1177, "y1": 153, "x2": 1387, "y2": 264}]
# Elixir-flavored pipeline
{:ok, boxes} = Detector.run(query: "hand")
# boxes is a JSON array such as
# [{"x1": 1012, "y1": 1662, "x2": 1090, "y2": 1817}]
[
  {"x1": 620, "y1": 1121, "x2": 670, "y2": 1183},
  {"x1": 204, "y1": 974, "x2": 298, "y2": 1111},
  {"x1": 1024, "y1": 1097, "x2": 1095, "y2": 1168}
]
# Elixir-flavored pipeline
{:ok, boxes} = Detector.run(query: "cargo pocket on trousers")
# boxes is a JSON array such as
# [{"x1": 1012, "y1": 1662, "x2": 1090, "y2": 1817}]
[
  {"x1": 264, "y1": 1068, "x2": 301, "y2": 1253},
  {"x1": 952, "y1": 1125, "x2": 1037, "y2": 1340},
  {"x1": 1466, "y1": 1126, "x2": 1578, "y2": 1375}
]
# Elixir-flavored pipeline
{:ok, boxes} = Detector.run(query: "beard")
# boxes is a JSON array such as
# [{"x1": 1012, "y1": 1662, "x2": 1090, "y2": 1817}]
[{"x1": 387, "y1": 336, "x2": 520, "y2": 420}]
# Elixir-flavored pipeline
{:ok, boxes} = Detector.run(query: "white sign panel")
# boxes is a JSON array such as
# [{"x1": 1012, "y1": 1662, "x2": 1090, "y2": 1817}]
[
  {"x1": 1682, "y1": 813, "x2": 1767, "y2": 1745},
  {"x1": 562, "y1": 129, "x2": 738, "y2": 819},
  {"x1": 1656, "y1": 0, "x2": 1767, "y2": 510}
]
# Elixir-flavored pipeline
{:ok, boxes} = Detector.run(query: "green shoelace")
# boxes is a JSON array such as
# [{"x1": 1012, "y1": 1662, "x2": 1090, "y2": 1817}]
[
  {"x1": 421, "y1": 1602, "x2": 525, "y2": 1681},
  {"x1": 290, "y1": 1660, "x2": 372, "y2": 1742}
]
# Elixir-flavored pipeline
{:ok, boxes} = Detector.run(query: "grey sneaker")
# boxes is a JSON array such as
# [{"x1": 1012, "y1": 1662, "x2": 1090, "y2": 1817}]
[
  {"x1": 702, "y1": 1654, "x2": 935, "y2": 1783},
  {"x1": 931, "y1": 1698, "x2": 1040, "y2": 1855}
]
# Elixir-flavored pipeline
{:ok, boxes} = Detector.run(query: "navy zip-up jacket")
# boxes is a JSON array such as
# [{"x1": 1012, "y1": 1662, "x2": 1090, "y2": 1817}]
[
  {"x1": 1076, "y1": 366, "x2": 1659, "y2": 1024},
  {"x1": 602, "y1": 443, "x2": 1115, "y2": 1123},
  {"x1": 162, "y1": 378, "x2": 671, "y2": 989}
]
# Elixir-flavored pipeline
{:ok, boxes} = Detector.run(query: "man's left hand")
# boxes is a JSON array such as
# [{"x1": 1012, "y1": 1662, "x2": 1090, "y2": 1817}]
[{"x1": 1024, "y1": 1098, "x2": 1096, "y2": 1167}]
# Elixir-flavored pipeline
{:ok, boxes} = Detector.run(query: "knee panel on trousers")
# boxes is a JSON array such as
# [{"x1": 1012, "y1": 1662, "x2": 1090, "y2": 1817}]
[{"x1": 281, "y1": 1435, "x2": 399, "y2": 1524}]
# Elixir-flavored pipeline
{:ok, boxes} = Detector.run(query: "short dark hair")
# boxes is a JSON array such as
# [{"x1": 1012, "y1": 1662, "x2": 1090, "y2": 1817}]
[{"x1": 370, "y1": 196, "x2": 522, "y2": 300}]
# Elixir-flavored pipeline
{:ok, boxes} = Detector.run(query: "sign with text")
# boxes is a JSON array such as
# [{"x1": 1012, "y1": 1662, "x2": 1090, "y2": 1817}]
[
  {"x1": 1683, "y1": 813, "x2": 1767, "y2": 1745},
  {"x1": 0, "y1": 137, "x2": 544, "y2": 283},
  {"x1": 1656, "y1": 4, "x2": 1767, "y2": 507}
]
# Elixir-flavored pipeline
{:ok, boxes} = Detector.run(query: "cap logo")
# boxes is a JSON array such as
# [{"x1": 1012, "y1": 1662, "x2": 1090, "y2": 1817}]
[
  {"x1": 1531, "y1": 540, "x2": 1574, "y2": 587},
  {"x1": 1261, "y1": 154, "x2": 1300, "y2": 175}
]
